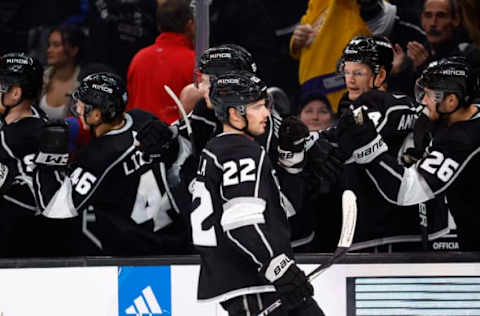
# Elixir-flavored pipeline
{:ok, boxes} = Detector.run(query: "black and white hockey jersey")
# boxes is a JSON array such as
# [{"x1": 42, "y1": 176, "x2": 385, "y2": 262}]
[
  {"x1": 0, "y1": 107, "x2": 46, "y2": 212},
  {"x1": 364, "y1": 105, "x2": 480, "y2": 250},
  {"x1": 35, "y1": 109, "x2": 190, "y2": 255},
  {"x1": 339, "y1": 91, "x2": 448, "y2": 250},
  {"x1": 174, "y1": 100, "x2": 323, "y2": 248},
  {"x1": 192, "y1": 133, "x2": 292, "y2": 302},
  {"x1": 0, "y1": 107, "x2": 50, "y2": 257}
]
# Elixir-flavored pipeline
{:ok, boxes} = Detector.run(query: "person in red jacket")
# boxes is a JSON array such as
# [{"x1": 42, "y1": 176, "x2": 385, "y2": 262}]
[{"x1": 126, "y1": 0, "x2": 195, "y2": 124}]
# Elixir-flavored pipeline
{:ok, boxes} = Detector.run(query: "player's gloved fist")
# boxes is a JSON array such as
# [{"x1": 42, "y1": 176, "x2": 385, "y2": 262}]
[
  {"x1": 35, "y1": 119, "x2": 69, "y2": 167},
  {"x1": 278, "y1": 116, "x2": 309, "y2": 174},
  {"x1": 137, "y1": 119, "x2": 178, "y2": 160},
  {"x1": 401, "y1": 109, "x2": 432, "y2": 167},
  {"x1": 401, "y1": 147, "x2": 423, "y2": 167},
  {"x1": 262, "y1": 254, "x2": 313, "y2": 310},
  {"x1": 306, "y1": 135, "x2": 343, "y2": 193},
  {"x1": 336, "y1": 108, "x2": 388, "y2": 164}
]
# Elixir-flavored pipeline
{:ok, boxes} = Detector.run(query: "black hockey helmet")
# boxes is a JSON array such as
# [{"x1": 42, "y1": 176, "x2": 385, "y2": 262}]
[
  {"x1": 338, "y1": 35, "x2": 393, "y2": 75},
  {"x1": 209, "y1": 71, "x2": 270, "y2": 122},
  {"x1": 198, "y1": 44, "x2": 257, "y2": 76},
  {"x1": 0, "y1": 52, "x2": 43, "y2": 100},
  {"x1": 415, "y1": 57, "x2": 471, "y2": 107},
  {"x1": 72, "y1": 72, "x2": 127, "y2": 122}
]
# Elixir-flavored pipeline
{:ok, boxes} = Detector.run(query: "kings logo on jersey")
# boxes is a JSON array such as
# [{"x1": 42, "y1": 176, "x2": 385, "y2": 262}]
[{"x1": 118, "y1": 266, "x2": 171, "y2": 316}]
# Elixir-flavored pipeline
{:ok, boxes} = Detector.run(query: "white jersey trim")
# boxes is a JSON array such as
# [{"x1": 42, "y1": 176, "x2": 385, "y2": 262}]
[
  {"x1": 104, "y1": 113, "x2": 133, "y2": 136},
  {"x1": 42, "y1": 178, "x2": 77, "y2": 218},
  {"x1": 376, "y1": 105, "x2": 413, "y2": 133},
  {"x1": 397, "y1": 166, "x2": 435, "y2": 205},
  {"x1": 202, "y1": 148, "x2": 223, "y2": 170},
  {"x1": 3, "y1": 195, "x2": 37, "y2": 211},
  {"x1": 254, "y1": 149, "x2": 266, "y2": 198},
  {"x1": 291, "y1": 231, "x2": 315, "y2": 248},
  {"x1": 191, "y1": 114, "x2": 217, "y2": 129},
  {"x1": 226, "y1": 230, "x2": 263, "y2": 267},
  {"x1": 221, "y1": 197, "x2": 266, "y2": 231}
]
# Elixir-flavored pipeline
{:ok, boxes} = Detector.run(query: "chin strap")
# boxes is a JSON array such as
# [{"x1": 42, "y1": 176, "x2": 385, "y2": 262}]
[
  {"x1": 436, "y1": 93, "x2": 465, "y2": 117},
  {"x1": 227, "y1": 111, "x2": 256, "y2": 138}
]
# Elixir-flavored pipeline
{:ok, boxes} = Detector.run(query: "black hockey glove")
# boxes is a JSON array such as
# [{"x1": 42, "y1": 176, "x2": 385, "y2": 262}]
[
  {"x1": 262, "y1": 254, "x2": 313, "y2": 310},
  {"x1": 35, "y1": 120, "x2": 70, "y2": 167},
  {"x1": 306, "y1": 136, "x2": 343, "y2": 194},
  {"x1": 278, "y1": 116, "x2": 309, "y2": 174},
  {"x1": 402, "y1": 109, "x2": 433, "y2": 166},
  {"x1": 336, "y1": 108, "x2": 388, "y2": 164},
  {"x1": 137, "y1": 119, "x2": 179, "y2": 161}
]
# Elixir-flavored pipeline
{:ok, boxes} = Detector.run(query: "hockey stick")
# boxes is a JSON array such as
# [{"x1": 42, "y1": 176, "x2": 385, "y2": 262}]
[
  {"x1": 164, "y1": 85, "x2": 197, "y2": 157},
  {"x1": 164, "y1": 85, "x2": 192, "y2": 137},
  {"x1": 257, "y1": 189, "x2": 357, "y2": 316}
]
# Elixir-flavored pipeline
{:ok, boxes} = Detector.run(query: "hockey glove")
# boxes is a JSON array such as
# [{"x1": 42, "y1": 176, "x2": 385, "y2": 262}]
[
  {"x1": 402, "y1": 109, "x2": 432, "y2": 167},
  {"x1": 137, "y1": 119, "x2": 179, "y2": 161},
  {"x1": 278, "y1": 116, "x2": 309, "y2": 174},
  {"x1": 262, "y1": 254, "x2": 313, "y2": 310},
  {"x1": 337, "y1": 108, "x2": 388, "y2": 164},
  {"x1": 306, "y1": 136, "x2": 343, "y2": 194},
  {"x1": 35, "y1": 120, "x2": 70, "y2": 167}
]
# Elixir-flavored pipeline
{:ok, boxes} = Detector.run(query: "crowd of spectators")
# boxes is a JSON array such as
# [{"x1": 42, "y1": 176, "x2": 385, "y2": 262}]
[{"x1": 0, "y1": 0, "x2": 479, "y2": 257}]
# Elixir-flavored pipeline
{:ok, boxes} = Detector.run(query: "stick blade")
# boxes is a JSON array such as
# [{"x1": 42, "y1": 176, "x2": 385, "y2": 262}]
[{"x1": 338, "y1": 190, "x2": 357, "y2": 248}]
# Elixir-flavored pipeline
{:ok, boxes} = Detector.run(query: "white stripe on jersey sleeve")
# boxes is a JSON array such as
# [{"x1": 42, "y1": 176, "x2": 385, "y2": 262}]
[
  {"x1": 42, "y1": 178, "x2": 77, "y2": 218},
  {"x1": 254, "y1": 149, "x2": 266, "y2": 197},
  {"x1": 226, "y1": 230, "x2": 263, "y2": 267},
  {"x1": 221, "y1": 197, "x2": 266, "y2": 231},
  {"x1": 191, "y1": 114, "x2": 218, "y2": 129},
  {"x1": 376, "y1": 105, "x2": 414, "y2": 133},
  {"x1": 366, "y1": 163, "x2": 434, "y2": 206},
  {"x1": 397, "y1": 166, "x2": 435, "y2": 205}
]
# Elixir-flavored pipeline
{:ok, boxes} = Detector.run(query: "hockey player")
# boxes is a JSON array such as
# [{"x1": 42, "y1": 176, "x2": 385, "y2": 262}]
[
  {"x1": 0, "y1": 52, "x2": 48, "y2": 257},
  {"x1": 138, "y1": 44, "x2": 319, "y2": 249},
  {"x1": 337, "y1": 34, "x2": 395, "y2": 115},
  {"x1": 176, "y1": 43, "x2": 281, "y2": 160},
  {"x1": 336, "y1": 57, "x2": 480, "y2": 251},
  {"x1": 191, "y1": 70, "x2": 324, "y2": 315},
  {"x1": 33, "y1": 72, "x2": 190, "y2": 256},
  {"x1": 281, "y1": 35, "x2": 448, "y2": 251}
]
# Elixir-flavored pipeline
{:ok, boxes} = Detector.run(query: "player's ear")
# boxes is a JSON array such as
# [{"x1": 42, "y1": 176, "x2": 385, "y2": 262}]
[
  {"x1": 228, "y1": 107, "x2": 245, "y2": 127},
  {"x1": 9, "y1": 84, "x2": 22, "y2": 102},
  {"x1": 373, "y1": 68, "x2": 387, "y2": 88},
  {"x1": 445, "y1": 93, "x2": 459, "y2": 109},
  {"x1": 89, "y1": 108, "x2": 103, "y2": 123}
]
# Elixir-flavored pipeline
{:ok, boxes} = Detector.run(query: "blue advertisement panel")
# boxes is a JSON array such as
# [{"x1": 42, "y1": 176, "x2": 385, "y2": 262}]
[{"x1": 118, "y1": 266, "x2": 172, "y2": 316}]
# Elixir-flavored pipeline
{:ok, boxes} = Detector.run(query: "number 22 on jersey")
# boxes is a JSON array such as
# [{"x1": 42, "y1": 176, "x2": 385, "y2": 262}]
[{"x1": 191, "y1": 158, "x2": 257, "y2": 247}]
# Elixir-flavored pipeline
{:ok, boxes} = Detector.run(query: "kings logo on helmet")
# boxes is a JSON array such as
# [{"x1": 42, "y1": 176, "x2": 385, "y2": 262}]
[{"x1": 92, "y1": 84, "x2": 113, "y2": 94}]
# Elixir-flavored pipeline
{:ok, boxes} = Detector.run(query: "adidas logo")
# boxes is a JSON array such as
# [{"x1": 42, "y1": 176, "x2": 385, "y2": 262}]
[{"x1": 125, "y1": 286, "x2": 163, "y2": 315}]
